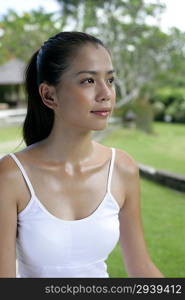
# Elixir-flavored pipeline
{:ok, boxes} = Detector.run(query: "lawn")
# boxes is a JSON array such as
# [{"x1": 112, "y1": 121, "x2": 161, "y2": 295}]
[
  {"x1": 106, "y1": 178, "x2": 185, "y2": 278},
  {"x1": 0, "y1": 125, "x2": 25, "y2": 156},
  {"x1": 0, "y1": 124, "x2": 22, "y2": 143},
  {"x1": 102, "y1": 122, "x2": 185, "y2": 277},
  {"x1": 102, "y1": 121, "x2": 185, "y2": 175}
]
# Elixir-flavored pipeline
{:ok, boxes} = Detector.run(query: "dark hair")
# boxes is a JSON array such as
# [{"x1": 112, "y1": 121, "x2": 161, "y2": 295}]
[{"x1": 23, "y1": 31, "x2": 107, "y2": 146}]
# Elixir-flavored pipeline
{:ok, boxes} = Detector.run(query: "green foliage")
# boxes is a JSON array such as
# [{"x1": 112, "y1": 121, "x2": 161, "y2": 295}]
[
  {"x1": 1, "y1": 0, "x2": 185, "y2": 128},
  {"x1": 74, "y1": 0, "x2": 185, "y2": 127},
  {"x1": 150, "y1": 88, "x2": 185, "y2": 122},
  {"x1": 0, "y1": 8, "x2": 62, "y2": 63}
]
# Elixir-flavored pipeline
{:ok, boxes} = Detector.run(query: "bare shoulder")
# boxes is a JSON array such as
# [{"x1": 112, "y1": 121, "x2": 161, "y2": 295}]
[
  {"x1": 0, "y1": 152, "x2": 21, "y2": 175},
  {"x1": 0, "y1": 154, "x2": 20, "y2": 203},
  {"x1": 94, "y1": 141, "x2": 139, "y2": 177},
  {"x1": 114, "y1": 149, "x2": 140, "y2": 212},
  {"x1": 115, "y1": 148, "x2": 139, "y2": 178},
  {"x1": 0, "y1": 154, "x2": 16, "y2": 179}
]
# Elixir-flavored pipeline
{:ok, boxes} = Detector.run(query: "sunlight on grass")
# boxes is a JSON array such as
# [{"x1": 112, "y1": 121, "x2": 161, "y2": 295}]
[
  {"x1": 0, "y1": 125, "x2": 22, "y2": 142},
  {"x1": 0, "y1": 125, "x2": 25, "y2": 156},
  {"x1": 107, "y1": 179, "x2": 185, "y2": 278},
  {"x1": 103, "y1": 122, "x2": 185, "y2": 277},
  {"x1": 102, "y1": 122, "x2": 185, "y2": 175}
]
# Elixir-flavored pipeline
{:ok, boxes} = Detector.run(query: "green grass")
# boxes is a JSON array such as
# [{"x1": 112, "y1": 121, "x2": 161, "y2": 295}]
[
  {"x1": 0, "y1": 125, "x2": 22, "y2": 143},
  {"x1": 102, "y1": 122, "x2": 185, "y2": 175},
  {"x1": 0, "y1": 125, "x2": 24, "y2": 155},
  {"x1": 106, "y1": 179, "x2": 185, "y2": 278},
  {"x1": 102, "y1": 122, "x2": 185, "y2": 277}
]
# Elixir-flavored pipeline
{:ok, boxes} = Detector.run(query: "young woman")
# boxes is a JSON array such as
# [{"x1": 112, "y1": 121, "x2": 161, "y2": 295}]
[{"x1": 0, "y1": 31, "x2": 163, "y2": 278}]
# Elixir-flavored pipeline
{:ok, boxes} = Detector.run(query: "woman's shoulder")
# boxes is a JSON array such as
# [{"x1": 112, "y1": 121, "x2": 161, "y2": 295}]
[
  {"x1": 0, "y1": 154, "x2": 22, "y2": 204},
  {"x1": 114, "y1": 147, "x2": 139, "y2": 179},
  {"x1": 0, "y1": 154, "x2": 19, "y2": 185},
  {"x1": 0, "y1": 153, "x2": 17, "y2": 177},
  {"x1": 1, "y1": 145, "x2": 36, "y2": 166},
  {"x1": 115, "y1": 147, "x2": 138, "y2": 168},
  {"x1": 96, "y1": 142, "x2": 139, "y2": 178}
]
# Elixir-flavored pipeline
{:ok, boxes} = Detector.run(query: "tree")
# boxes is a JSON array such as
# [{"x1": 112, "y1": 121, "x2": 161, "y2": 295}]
[
  {"x1": 0, "y1": 8, "x2": 62, "y2": 64},
  {"x1": 157, "y1": 27, "x2": 185, "y2": 88}
]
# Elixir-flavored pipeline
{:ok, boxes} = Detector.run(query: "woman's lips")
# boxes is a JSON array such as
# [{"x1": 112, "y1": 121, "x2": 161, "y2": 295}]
[{"x1": 90, "y1": 111, "x2": 110, "y2": 117}]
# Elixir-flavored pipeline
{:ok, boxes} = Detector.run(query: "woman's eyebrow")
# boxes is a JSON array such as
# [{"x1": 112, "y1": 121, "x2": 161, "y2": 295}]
[{"x1": 75, "y1": 69, "x2": 115, "y2": 76}]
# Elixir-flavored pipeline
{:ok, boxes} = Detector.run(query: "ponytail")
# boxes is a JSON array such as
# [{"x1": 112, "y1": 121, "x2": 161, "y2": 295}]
[{"x1": 23, "y1": 50, "x2": 54, "y2": 146}]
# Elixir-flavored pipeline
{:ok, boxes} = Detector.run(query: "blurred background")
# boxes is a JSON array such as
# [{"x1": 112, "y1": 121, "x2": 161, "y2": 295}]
[{"x1": 0, "y1": 0, "x2": 184, "y2": 278}]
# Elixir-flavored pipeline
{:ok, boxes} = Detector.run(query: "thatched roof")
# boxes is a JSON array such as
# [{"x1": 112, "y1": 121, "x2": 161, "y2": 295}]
[{"x1": 0, "y1": 58, "x2": 26, "y2": 85}]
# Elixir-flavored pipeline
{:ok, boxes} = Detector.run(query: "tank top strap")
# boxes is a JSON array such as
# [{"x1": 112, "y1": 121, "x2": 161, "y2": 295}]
[
  {"x1": 107, "y1": 148, "x2": 116, "y2": 194},
  {"x1": 9, "y1": 153, "x2": 35, "y2": 198}
]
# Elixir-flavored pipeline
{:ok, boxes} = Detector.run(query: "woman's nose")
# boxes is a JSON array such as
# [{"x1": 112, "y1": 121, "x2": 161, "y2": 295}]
[{"x1": 95, "y1": 82, "x2": 112, "y2": 102}]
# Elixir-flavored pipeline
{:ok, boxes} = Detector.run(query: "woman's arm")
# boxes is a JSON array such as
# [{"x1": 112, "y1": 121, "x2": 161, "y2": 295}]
[
  {"x1": 117, "y1": 150, "x2": 163, "y2": 277},
  {"x1": 0, "y1": 157, "x2": 17, "y2": 277}
]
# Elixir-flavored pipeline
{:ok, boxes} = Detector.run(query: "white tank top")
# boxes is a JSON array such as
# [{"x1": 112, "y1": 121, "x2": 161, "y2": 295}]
[{"x1": 9, "y1": 147, "x2": 120, "y2": 278}]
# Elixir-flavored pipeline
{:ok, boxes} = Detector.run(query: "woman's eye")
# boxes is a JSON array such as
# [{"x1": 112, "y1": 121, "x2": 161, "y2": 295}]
[
  {"x1": 80, "y1": 78, "x2": 95, "y2": 84},
  {"x1": 80, "y1": 77, "x2": 115, "y2": 85},
  {"x1": 108, "y1": 77, "x2": 115, "y2": 84}
]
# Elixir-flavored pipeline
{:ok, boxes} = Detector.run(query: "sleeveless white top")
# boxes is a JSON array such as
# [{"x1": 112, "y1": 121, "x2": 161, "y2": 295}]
[{"x1": 9, "y1": 148, "x2": 120, "y2": 278}]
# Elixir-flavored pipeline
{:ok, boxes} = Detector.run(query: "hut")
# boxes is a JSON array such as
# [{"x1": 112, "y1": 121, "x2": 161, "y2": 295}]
[{"x1": 0, "y1": 58, "x2": 26, "y2": 108}]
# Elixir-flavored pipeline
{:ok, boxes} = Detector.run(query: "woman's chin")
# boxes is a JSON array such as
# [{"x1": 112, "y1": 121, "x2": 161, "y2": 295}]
[{"x1": 92, "y1": 124, "x2": 108, "y2": 131}]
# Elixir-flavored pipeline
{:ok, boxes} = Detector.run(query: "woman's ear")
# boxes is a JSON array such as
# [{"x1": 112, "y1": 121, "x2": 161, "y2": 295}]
[{"x1": 39, "y1": 83, "x2": 58, "y2": 110}]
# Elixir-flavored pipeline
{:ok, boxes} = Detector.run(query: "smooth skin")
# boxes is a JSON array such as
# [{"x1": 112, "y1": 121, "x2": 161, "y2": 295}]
[{"x1": 0, "y1": 44, "x2": 163, "y2": 277}]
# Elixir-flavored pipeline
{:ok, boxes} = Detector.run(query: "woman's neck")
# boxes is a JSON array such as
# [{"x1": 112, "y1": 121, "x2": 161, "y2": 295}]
[{"x1": 36, "y1": 124, "x2": 95, "y2": 166}]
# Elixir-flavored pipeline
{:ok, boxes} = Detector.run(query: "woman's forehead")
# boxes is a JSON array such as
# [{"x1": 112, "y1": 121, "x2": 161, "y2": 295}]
[{"x1": 68, "y1": 44, "x2": 113, "y2": 74}]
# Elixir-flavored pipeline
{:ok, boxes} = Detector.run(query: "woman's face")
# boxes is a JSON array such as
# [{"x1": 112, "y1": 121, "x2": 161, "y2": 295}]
[{"x1": 54, "y1": 43, "x2": 116, "y2": 132}]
